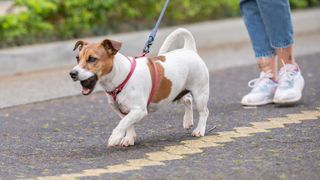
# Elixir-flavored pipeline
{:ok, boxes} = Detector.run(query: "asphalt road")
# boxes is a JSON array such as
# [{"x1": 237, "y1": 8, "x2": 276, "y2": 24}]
[{"x1": 0, "y1": 53, "x2": 320, "y2": 180}]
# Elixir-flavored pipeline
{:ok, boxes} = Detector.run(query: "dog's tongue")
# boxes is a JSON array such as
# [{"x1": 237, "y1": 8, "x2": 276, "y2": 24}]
[{"x1": 82, "y1": 87, "x2": 91, "y2": 95}]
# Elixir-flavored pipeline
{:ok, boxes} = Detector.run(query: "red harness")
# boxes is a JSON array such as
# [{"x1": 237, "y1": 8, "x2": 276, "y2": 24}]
[{"x1": 106, "y1": 55, "x2": 158, "y2": 107}]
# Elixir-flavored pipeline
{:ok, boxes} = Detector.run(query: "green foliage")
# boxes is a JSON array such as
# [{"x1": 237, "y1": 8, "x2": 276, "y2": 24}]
[
  {"x1": 290, "y1": 0, "x2": 320, "y2": 8},
  {"x1": 0, "y1": 0, "x2": 318, "y2": 48}
]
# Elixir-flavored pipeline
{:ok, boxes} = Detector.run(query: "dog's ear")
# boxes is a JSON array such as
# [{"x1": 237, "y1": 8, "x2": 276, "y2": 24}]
[
  {"x1": 73, "y1": 40, "x2": 88, "y2": 51},
  {"x1": 101, "y1": 39, "x2": 122, "y2": 55}
]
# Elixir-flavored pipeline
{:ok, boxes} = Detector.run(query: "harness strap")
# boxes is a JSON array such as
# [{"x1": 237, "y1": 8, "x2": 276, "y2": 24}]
[
  {"x1": 106, "y1": 56, "x2": 136, "y2": 101},
  {"x1": 106, "y1": 55, "x2": 159, "y2": 109},
  {"x1": 147, "y1": 60, "x2": 159, "y2": 106}
]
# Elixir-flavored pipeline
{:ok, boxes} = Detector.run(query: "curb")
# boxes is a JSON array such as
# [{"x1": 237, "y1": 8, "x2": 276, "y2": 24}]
[{"x1": 0, "y1": 8, "x2": 319, "y2": 76}]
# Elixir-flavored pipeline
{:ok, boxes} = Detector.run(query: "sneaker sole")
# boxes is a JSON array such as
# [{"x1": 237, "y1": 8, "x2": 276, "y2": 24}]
[
  {"x1": 273, "y1": 94, "x2": 302, "y2": 104},
  {"x1": 273, "y1": 86, "x2": 304, "y2": 104},
  {"x1": 241, "y1": 99, "x2": 273, "y2": 106}
]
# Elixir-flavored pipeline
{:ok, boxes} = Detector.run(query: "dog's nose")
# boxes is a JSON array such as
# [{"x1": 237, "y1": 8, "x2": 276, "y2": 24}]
[{"x1": 69, "y1": 70, "x2": 78, "y2": 81}]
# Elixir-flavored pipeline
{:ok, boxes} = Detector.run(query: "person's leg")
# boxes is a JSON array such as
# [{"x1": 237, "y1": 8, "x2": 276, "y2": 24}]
[
  {"x1": 240, "y1": 0, "x2": 277, "y2": 78},
  {"x1": 256, "y1": 0, "x2": 304, "y2": 103},
  {"x1": 240, "y1": 0, "x2": 278, "y2": 106},
  {"x1": 258, "y1": 57, "x2": 277, "y2": 80},
  {"x1": 256, "y1": 0, "x2": 294, "y2": 64},
  {"x1": 276, "y1": 47, "x2": 294, "y2": 64}
]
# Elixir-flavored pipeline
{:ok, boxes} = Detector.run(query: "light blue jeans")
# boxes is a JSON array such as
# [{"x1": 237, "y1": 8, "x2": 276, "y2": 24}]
[{"x1": 239, "y1": 0, "x2": 294, "y2": 58}]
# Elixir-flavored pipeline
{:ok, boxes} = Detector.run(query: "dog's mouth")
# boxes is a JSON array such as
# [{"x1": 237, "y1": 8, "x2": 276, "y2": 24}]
[{"x1": 80, "y1": 75, "x2": 98, "y2": 95}]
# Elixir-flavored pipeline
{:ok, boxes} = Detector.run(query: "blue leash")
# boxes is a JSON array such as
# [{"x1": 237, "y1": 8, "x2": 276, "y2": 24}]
[{"x1": 142, "y1": 0, "x2": 170, "y2": 55}]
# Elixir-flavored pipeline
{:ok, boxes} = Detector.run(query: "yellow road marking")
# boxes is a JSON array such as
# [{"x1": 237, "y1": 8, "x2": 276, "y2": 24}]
[
  {"x1": 301, "y1": 110, "x2": 320, "y2": 116},
  {"x1": 234, "y1": 127, "x2": 270, "y2": 134},
  {"x1": 146, "y1": 151, "x2": 184, "y2": 161},
  {"x1": 200, "y1": 133, "x2": 236, "y2": 142},
  {"x1": 127, "y1": 158, "x2": 165, "y2": 167},
  {"x1": 164, "y1": 145, "x2": 203, "y2": 155},
  {"x1": 286, "y1": 113, "x2": 318, "y2": 121},
  {"x1": 251, "y1": 121, "x2": 285, "y2": 129},
  {"x1": 181, "y1": 139, "x2": 222, "y2": 148},
  {"x1": 35, "y1": 107, "x2": 320, "y2": 179},
  {"x1": 268, "y1": 117, "x2": 301, "y2": 124}
]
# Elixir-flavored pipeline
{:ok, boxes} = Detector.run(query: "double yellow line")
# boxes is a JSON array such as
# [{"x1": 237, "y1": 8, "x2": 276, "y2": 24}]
[{"x1": 36, "y1": 107, "x2": 320, "y2": 180}]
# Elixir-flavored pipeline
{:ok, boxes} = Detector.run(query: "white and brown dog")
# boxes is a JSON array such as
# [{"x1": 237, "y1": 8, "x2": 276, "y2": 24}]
[{"x1": 69, "y1": 28, "x2": 209, "y2": 147}]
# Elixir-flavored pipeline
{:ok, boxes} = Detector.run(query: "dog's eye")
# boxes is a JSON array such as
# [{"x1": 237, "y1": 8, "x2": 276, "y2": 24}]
[
  {"x1": 88, "y1": 56, "x2": 97, "y2": 63},
  {"x1": 76, "y1": 55, "x2": 80, "y2": 63}
]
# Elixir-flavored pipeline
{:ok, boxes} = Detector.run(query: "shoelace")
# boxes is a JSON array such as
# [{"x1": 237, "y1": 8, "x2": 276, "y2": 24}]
[
  {"x1": 278, "y1": 60, "x2": 297, "y2": 88},
  {"x1": 248, "y1": 72, "x2": 274, "y2": 88}
]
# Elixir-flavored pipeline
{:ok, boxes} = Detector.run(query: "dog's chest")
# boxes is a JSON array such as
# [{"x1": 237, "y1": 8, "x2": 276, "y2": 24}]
[
  {"x1": 112, "y1": 101, "x2": 129, "y2": 115},
  {"x1": 106, "y1": 94, "x2": 130, "y2": 115}
]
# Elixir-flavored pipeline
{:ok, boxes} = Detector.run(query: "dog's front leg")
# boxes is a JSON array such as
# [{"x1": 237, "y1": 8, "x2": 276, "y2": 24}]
[{"x1": 108, "y1": 109, "x2": 147, "y2": 147}]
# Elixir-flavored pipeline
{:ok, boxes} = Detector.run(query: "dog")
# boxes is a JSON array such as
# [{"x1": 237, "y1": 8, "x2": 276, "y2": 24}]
[{"x1": 69, "y1": 28, "x2": 209, "y2": 147}]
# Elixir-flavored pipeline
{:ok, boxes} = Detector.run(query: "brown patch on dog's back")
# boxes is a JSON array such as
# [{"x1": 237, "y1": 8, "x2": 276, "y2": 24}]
[
  {"x1": 147, "y1": 59, "x2": 172, "y2": 103},
  {"x1": 149, "y1": 55, "x2": 166, "y2": 62}
]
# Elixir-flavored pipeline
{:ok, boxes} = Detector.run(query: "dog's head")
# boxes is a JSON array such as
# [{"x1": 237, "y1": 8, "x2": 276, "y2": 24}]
[{"x1": 69, "y1": 39, "x2": 122, "y2": 95}]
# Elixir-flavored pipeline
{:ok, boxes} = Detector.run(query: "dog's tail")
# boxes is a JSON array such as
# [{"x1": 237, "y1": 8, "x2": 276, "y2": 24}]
[{"x1": 158, "y1": 28, "x2": 197, "y2": 55}]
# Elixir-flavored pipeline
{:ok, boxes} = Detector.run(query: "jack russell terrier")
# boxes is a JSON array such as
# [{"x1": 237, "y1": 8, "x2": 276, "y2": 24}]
[{"x1": 69, "y1": 28, "x2": 209, "y2": 147}]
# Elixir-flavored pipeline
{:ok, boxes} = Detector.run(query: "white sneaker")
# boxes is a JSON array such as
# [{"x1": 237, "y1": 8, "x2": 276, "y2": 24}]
[
  {"x1": 273, "y1": 64, "x2": 304, "y2": 104},
  {"x1": 241, "y1": 72, "x2": 278, "y2": 106}
]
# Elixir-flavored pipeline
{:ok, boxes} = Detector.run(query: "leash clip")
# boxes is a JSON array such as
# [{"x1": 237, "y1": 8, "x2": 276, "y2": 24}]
[
  {"x1": 142, "y1": 36, "x2": 154, "y2": 54},
  {"x1": 141, "y1": 0, "x2": 170, "y2": 55}
]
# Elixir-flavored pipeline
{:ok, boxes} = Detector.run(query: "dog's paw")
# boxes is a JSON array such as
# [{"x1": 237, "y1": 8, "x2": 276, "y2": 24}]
[
  {"x1": 107, "y1": 131, "x2": 125, "y2": 147},
  {"x1": 192, "y1": 127, "x2": 205, "y2": 137},
  {"x1": 120, "y1": 136, "x2": 135, "y2": 147}
]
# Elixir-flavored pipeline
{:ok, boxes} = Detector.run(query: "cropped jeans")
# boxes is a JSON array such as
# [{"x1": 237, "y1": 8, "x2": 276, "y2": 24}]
[{"x1": 239, "y1": 0, "x2": 294, "y2": 58}]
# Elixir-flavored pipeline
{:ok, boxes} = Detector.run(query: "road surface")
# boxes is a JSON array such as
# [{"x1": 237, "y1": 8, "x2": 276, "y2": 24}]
[{"x1": 0, "y1": 53, "x2": 319, "y2": 179}]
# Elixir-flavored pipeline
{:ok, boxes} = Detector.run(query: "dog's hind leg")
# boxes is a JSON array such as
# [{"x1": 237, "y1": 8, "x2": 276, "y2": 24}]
[
  {"x1": 178, "y1": 93, "x2": 194, "y2": 130},
  {"x1": 120, "y1": 125, "x2": 137, "y2": 147},
  {"x1": 191, "y1": 86, "x2": 209, "y2": 137}
]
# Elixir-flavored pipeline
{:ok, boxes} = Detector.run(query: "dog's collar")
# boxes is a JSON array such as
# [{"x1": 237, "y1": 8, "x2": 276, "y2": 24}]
[
  {"x1": 106, "y1": 56, "x2": 137, "y2": 102},
  {"x1": 106, "y1": 55, "x2": 159, "y2": 108}
]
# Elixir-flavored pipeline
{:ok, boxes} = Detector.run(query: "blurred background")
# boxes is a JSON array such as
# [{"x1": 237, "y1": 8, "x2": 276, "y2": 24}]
[{"x1": 0, "y1": 0, "x2": 319, "y2": 48}]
